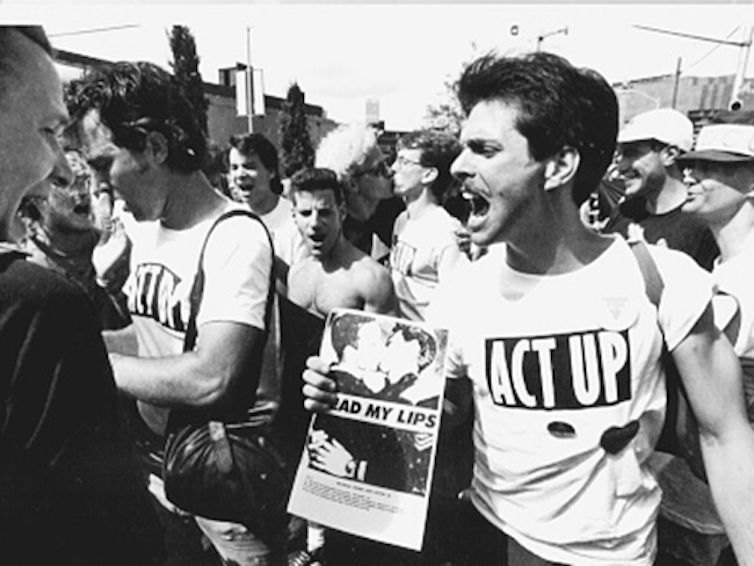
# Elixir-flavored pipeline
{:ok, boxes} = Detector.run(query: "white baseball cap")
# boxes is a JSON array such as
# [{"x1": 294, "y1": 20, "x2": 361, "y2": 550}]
[
  {"x1": 617, "y1": 108, "x2": 694, "y2": 152},
  {"x1": 679, "y1": 124, "x2": 754, "y2": 162}
]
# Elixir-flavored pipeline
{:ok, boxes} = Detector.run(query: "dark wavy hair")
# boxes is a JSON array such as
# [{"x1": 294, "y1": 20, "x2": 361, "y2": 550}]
[
  {"x1": 396, "y1": 129, "x2": 461, "y2": 202},
  {"x1": 229, "y1": 133, "x2": 283, "y2": 195},
  {"x1": 290, "y1": 167, "x2": 344, "y2": 205},
  {"x1": 66, "y1": 61, "x2": 207, "y2": 174},
  {"x1": 457, "y1": 51, "x2": 618, "y2": 205}
]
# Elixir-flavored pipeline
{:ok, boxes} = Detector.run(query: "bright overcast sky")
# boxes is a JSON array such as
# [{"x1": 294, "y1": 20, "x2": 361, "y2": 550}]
[{"x1": 3, "y1": 3, "x2": 754, "y2": 131}]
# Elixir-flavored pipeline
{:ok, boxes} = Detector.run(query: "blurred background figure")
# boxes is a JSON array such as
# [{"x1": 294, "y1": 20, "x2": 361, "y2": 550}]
[
  {"x1": 315, "y1": 122, "x2": 401, "y2": 263},
  {"x1": 18, "y1": 146, "x2": 130, "y2": 330}
]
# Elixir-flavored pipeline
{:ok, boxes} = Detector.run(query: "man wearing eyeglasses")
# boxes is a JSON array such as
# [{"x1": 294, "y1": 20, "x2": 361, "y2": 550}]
[
  {"x1": 315, "y1": 123, "x2": 400, "y2": 263},
  {"x1": 389, "y1": 130, "x2": 469, "y2": 323}
]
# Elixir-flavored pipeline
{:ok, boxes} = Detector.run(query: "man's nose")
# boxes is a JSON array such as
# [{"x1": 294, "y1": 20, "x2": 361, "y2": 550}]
[
  {"x1": 450, "y1": 149, "x2": 471, "y2": 180},
  {"x1": 682, "y1": 167, "x2": 697, "y2": 186}
]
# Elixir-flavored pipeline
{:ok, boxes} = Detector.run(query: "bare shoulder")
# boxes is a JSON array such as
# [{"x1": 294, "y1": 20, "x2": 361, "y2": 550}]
[{"x1": 350, "y1": 252, "x2": 397, "y2": 314}]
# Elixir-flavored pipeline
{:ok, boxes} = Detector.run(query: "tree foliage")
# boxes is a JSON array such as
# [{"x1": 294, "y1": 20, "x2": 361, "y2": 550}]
[
  {"x1": 424, "y1": 76, "x2": 464, "y2": 135},
  {"x1": 168, "y1": 25, "x2": 209, "y2": 136},
  {"x1": 279, "y1": 82, "x2": 315, "y2": 178}
]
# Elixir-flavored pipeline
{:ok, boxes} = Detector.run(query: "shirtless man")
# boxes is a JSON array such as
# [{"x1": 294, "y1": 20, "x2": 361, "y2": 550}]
[
  {"x1": 288, "y1": 167, "x2": 397, "y2": 317},
  {"x1": 282, "y1": 167, "x2": 398, "y2": 566}
]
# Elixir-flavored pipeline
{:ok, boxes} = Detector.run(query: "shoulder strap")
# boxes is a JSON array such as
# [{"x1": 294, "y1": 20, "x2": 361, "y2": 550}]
[
  {"x1": 629, "y1": 239, "x2": 664, "y2": 308},
  {"x1": 183, "y1": 208, "x2": 275, "y2": 352}
]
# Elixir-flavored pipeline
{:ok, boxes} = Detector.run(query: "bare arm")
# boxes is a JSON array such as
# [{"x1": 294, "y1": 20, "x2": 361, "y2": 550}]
[
  {"x1": 673, "y1": 304, "x2": 754, "y2": 566},
  {"x1": 110, "y1": 320, "x2": 263, "y2": 407}
]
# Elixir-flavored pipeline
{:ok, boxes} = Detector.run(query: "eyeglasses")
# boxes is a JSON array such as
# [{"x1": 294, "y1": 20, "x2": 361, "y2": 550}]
[
  {"x1": 353, "y1": 160, "x2": 391, "y2": 179},
  {"x1": 393, "y1": 155, "x2": 424, "y2": 169}
]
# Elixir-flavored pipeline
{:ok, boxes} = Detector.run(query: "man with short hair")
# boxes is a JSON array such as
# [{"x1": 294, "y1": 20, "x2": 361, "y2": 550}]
[
  {"x1": 389, "y1": 129, "x2": 469, "y2": 321},
  {"x1": 283, "y1": 167, "x2": 398, "y2": 565},
  {"x1": 288, "y1": 167, "x2": 397, "y2": 318},
  {"x1": 0, "y1": 26, "x2": 162, "y2": 565},
  {"x1": 67, "y1": 61, "x2": 285, "y2": 566},
  {"x1": 604, "y1": 107, "x2": 719, "y2": 270},
  {"x1": 304, "y1": 52, "x2": 754, "y2": 565},
  {"x1": 229, "y1": 132, "x2": 307, "y2": 283}
]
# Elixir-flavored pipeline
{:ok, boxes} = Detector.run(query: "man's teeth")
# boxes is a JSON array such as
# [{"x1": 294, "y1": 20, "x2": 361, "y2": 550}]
[{"x1": 462, "y1": 192, "x2": 489, "y2": 216}]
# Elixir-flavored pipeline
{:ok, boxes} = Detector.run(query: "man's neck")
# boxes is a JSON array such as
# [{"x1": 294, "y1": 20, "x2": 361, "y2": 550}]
[
  {"x1": 506, "y1": 191, "x2": 614, "y2": 275},
  {"x1": 160, "y1": 171, "x2": 226, "y2": 230},
  {"x1": 404, "y1": 188, "x2": 437, "y2": 219},
  {"x1": 709, "y1": 205, "x2": 754, "y2": 262},
  {"x1": 319, "y1": 234, "x2": 360, "y2": 272},
  {"x1": 645, "y1": 178, "x2": 687, "y2": 215},
  {"x1": 248, "y1": 191, "x2": 279, "y2": 217}
]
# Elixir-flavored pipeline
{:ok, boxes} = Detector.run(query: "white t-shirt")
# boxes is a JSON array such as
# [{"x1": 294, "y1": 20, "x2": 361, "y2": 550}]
[
  {"x1": 259, "y1": 196, "x2": 308, "y2": 268},
  {"x1": 123, "y1": 203, "x2": 272, "y2": 360},
  {"x1": 713, "y1": 231, "x2": 754, "y2": 359},
  {"x1": 428, "y1": 237, "x2": 713, "y2": 565},
  {"x1": 389, "y1": 206, "x2": 468, "y2": 321}
]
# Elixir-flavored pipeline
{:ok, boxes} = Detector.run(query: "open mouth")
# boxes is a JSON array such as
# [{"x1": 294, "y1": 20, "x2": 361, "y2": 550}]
[
  {"x1": 462, "y1": 190, "x2": 490, "y2": 220},
  {"x1": 73, "y1": 202, "x2": 91, "y2": 216}
]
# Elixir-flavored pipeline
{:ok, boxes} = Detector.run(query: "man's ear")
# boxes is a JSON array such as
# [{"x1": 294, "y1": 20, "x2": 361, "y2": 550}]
[
  {"x1": 661, "y1": 145, "x2": 682, "y2": 167},
  {"x1": 421, "y1": 166, "x2": 439, "y2": 186},
  {"x1": 543, "y1": 146, "x2": 580, "y2": 191},
  {"x1": 144, "y1": 131, "x2": 169, "y2": 166}
]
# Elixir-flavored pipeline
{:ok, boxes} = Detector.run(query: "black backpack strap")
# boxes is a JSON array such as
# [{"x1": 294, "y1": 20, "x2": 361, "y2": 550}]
[
  {"x1": 629, "y1": 239, "x2": 664, "y2": 310},
  {"x1": 184, "y1": 209, "x2": 275, "y2": 352},
  {"x1": 169, "y1": 209, "x2": 275, "y2": 429}
]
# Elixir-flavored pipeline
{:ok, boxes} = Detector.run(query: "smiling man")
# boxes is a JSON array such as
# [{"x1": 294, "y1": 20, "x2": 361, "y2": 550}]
[
  {"x1": 650, "y1": 110, "x2": 754, "y2": 566},
  {"x1": 0, "y1": 26, "x2": 162, "y2": 565},
  {"x1": 302, "y1": 52, "x2": 754, "y2": 566},
  {"x1": 603, "y1": 108, "x2": 719, "y2": 270}
]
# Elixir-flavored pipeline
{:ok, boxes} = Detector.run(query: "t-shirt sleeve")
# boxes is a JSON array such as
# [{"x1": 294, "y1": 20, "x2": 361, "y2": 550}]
[
  {"x1": 426, "y1": 271, "x2": 468, "y2": 381},
  {"x1": 651, "y1": 245, "x2": 714, "y2": 352},
  {"x1": 197, "y1": 215, "x2": 273, "y2": 330}
]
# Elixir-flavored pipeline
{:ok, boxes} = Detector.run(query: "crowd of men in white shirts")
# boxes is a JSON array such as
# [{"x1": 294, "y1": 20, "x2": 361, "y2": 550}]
[{"x1": 3, "y1": 24, "x2": 754, "y2": 566}]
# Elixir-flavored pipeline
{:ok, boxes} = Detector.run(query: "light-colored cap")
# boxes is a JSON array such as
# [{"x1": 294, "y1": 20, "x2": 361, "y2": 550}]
[
  {"x1": 617, "y1": 108, "x2": 694, "y2": 152},
  {"x1": 678, "y1": 124, "x2": 754, "y2": 162}
]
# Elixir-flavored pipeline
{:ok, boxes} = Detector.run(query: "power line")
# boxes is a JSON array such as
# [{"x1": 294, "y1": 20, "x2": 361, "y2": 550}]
[
  {"x1": 633, "y1": 24, "x2": 751, "y2": 47},
  {"x1": 48, "y1": 24, "x2": 140, "y2": 39},
  {"x1": 684, "y1": 26, "x2": 741, "y2": 73}
]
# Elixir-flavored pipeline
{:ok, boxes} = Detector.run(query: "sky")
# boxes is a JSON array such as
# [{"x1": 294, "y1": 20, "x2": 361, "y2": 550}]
[{"x1": 3, "y1": 3, "x2": 754, "y2": 131}]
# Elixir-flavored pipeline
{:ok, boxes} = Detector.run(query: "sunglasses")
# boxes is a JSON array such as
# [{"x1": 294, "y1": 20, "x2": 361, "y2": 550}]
[{"x1": 354, "y1": 160, "x2": 391, "y2": 179}]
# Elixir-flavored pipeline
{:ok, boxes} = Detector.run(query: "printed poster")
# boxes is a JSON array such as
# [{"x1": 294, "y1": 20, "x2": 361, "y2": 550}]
[{"x1": 287, "y1": 308, "x2": 449, "y2": 551}]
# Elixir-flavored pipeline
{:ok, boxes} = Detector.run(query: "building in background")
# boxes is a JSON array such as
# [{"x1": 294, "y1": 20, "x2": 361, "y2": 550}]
[
  {"x1": 615, "y1": 72, "x2": 754, "y2": 129},
  {"x1": 55, "y1": 50, "x2": 338, "y2": 152}
]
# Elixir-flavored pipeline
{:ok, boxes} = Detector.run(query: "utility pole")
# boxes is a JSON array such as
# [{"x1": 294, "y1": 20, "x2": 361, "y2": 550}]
[
  {"x1": 246, "y1": 26, "x2": 253, "y2": 133},
  {"x1": 731, "y1": 26, "x2": 753, "y2": 109},
  {"x1": 671, "y1": 57, "x2": 682, "y2": 109},
  {"x1": 634, "y1": 25, "x2": 753, "y2": 110},
  {"x1": 536, "y1": 27, "x2": 568, "y2": 51}
]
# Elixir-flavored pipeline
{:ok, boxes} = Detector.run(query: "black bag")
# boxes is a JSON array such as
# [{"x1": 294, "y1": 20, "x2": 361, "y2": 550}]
[{"x1": 162, "y1": 210, "x2": 291, "y2": 541}]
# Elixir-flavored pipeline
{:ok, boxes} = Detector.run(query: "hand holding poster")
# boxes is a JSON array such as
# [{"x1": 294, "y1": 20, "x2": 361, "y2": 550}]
[{"x1": 287, "y1": 308, "x2": 448, "y2": 550}]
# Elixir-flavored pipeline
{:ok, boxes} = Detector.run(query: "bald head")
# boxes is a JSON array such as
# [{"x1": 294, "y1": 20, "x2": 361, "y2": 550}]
[{"x1": 0, "y1": 27, "x2": 53, "y2": 102}]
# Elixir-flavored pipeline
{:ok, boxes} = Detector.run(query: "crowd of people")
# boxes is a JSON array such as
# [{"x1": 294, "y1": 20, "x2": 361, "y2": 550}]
[{"x1": 2, "y1": 24, "x2": 754, "y2": 566}]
